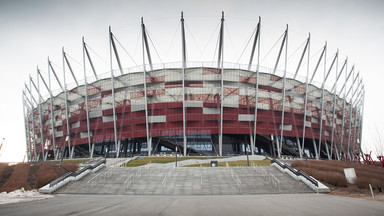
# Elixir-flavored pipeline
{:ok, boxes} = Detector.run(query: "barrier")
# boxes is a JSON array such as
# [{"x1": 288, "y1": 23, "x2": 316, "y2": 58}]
[
  {"x1": 271, "y1": 159, "x2": 318, "y2": 187},
  {"x1": 271, "y1": 158, "x2": 330, "y2": 193},
  {"x1": 40, "y1": 158, "x2": 106, "y2": 193}
]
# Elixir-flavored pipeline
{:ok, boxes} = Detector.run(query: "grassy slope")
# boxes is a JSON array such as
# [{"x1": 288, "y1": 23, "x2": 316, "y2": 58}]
[
  {"x1": 0, "y1": 161, "x2": 79, "y2": 193},
  {"x1": 291, "y1": 160, "x2": 384, "y2": 190}
]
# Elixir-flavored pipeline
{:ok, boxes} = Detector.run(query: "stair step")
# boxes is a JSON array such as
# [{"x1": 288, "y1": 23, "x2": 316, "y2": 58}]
[{"x1": 56, "y1": 166, "x2": 314, "y2": 195}]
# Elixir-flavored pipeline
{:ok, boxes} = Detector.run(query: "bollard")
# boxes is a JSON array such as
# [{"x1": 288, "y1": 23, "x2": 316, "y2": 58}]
[{"x1": 369, "y1": 184, "x2": 375, "y2": 199}]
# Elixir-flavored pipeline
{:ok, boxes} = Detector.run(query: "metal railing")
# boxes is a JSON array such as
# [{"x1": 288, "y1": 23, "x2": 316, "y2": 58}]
[
  {"x1": 200, "y1": 164, "x2": 203, "y2": 185},
  {"x1": 252, "y1": 164, "x2": 280, "y2": 192},
  {"x1": 49, "y1": 158, "x2": 106, "y2": 188},
  {"x1": 87, "y1": 173, "x2": 101, "y2": 189},
  {"x1": 162, "y1": 166, "x2": 174, "y2": 190},
  {"x1": 124, "y1": 173, "x2": 135, "y2": 190},
  {"x1": 271, "y1": 159, "x2": 318, "y2": 187},
  {"x1": 269, "y1": 172, "x2": 280, "y2": 191},
  {"x1": 226, "y1": 162, "x2": 242, "y2": 192},
  {"x1": 124, "y1": 160, "x2": 151, "y2": 190}
]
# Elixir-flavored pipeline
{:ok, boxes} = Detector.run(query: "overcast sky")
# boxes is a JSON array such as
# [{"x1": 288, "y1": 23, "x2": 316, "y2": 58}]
[{"x1": 1, "y1": 0, "x2": 383, "y2": 162}]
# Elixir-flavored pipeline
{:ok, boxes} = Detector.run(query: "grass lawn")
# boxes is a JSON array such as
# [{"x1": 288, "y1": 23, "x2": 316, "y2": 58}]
[
  {"x1": 182, "y1": 158, "x2": 271, "y2": 167},
  {"x1": 122, "y1": 156, "x2": 223, "y2": 167}
]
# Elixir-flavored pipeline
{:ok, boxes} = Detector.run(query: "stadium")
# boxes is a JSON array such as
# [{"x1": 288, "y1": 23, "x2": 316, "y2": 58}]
[{"x1": 22, "y1": 13, "x2": 364, "y2": 162}]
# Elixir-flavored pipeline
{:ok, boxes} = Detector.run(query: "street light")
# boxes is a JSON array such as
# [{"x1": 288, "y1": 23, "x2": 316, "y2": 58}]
[
  {"x1": 246, "y1": 145, "x2": 249, "y2": 167},
  {"x1": 175, "y1": 146, "x2": 178, "y2": 167}
]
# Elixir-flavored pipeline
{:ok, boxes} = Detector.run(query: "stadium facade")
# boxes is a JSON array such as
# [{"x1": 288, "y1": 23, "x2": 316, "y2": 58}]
[{"x1": 22, "y1": 13, "x2": 364, "y2": 161}]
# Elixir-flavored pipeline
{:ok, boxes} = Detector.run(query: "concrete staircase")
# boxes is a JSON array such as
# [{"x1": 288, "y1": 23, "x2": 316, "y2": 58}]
[{"x1": 56, "y1": 165, "x2": 313, "y2": 195}]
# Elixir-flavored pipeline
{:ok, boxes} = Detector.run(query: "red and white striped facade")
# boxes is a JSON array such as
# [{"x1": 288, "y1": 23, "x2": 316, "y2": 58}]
[
  {"x1": 24, "y1": 66, "x2": 362, "y2": 160},
  {"x1": 23, "y1": 13, "x2": 364, "y2": 161}
]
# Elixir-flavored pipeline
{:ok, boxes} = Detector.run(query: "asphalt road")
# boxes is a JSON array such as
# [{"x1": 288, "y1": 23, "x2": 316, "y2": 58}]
[{"x1": 0, "y1": 194, "x2": 383, "y2": 216}]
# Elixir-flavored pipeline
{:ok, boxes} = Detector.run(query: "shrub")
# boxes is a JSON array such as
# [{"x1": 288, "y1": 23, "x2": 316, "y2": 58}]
[
  {"x1": 61, "y1": 161, "x2": 79, "y2": 172},
  {"x1": 0, "y1": 163, "x2": 8, "y2": 175},
  {"x1": 27, "y1": 164, "x2": 39, "y2": 189},
  {"x1": 298, "y1": 167, "x2": 348, "y2": 187},
  {"x1": 0, "y1": 164, "x2": 14, "y2": 190},
  {"x1": 36, "y1": 163, "x2": 59, "y2": 188},
  {"x1": 355, "y1": 176, "x2": 383, "y2": 190},
  {"x1": 0, "y1": 163, "x2": 30, "y2": 192},
  {"x1": 292, "y1": 160, "x2": 384, "y2": 189}
]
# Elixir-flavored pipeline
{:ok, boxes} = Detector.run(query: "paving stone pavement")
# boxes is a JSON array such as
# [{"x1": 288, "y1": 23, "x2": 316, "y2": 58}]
[{"x1": 56, "y1": 164, "x2": 314, "y2": 195}]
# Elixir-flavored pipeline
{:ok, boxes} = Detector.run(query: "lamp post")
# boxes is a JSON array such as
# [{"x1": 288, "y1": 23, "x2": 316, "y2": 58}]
[
  {"x1": 175, "y1": 146, "x2": 178, "y2": 167},
  {"x1": 246, "y1": 145, "x2": 250, "y2": 167}
]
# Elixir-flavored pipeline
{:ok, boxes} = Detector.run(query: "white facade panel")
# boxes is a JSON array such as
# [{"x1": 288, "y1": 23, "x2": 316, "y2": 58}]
[
  {"x1": 89, "y1": 110, "x2": 102, "y2": 118},
  {"x1": 185, "y1": 101, "x2": 203, "y2": 107},
  {"x1": 131, "y1": 104, "x2": 146, "y2": 112},
  {"x1": 56, "y1": 130, "x2": 63, "y2": 137},
  {"x1": 257, "y1": 103, "x2": 269, "y2": 110},
  {"x1": 186, "y1": 73, "x2": 203, "y2": 81},
  {"x1": 54, "y1": 121, "x2": 62, "y2": 127},
  {"x1": 239, "y1": 114, "x2": 254, "y2": 121},
  {"x1": 203, "y1": 107, "x2": 220, "y2": 114},
  {"x1": 293, "y1": 97, "x2": 304, "y2": 104},
  {"x1": 304, "y1": 121, "x2": 312, "y2": 127},
  {"x1": 280, "y1": 124, "x2": 292, "y2": 131},
  {"x1": 164, "y1": 75, "x2": 181, "y2": 82},
  {"x1": 203, "y1": 74, "x2": 220, "y2": 81},
  {"x1": 223, "y1": 95, "x2": 239, "y2": 108},
  {"x1": 102, "y1": 96, "x2": 113, "y2": 105},
  {"x1": 100, "y1": 80, "x2": 112, "y2": 91},
  {"x1": 148, "y1": 115, "x2": 166, "y2": 123},
  {"x1": 147, "y1": 83, "x2": 165, "y2": 90},
  {"x1": 270, "y1": 81, "x2": 283, "y2": 89},
  {"x1": 127, "y1": 74, "x2": 144, "y2": 86},
  {"x1": 71, "y1": 121, "x2": 80, "y2": 128},
  {"x1": 165, "y1": 88, "x2": 182, "y2": 96},
  {"x1": 239, "y1": 88, "x2": 256, "y2": 96},
  {"x1": 101, "y1": 103, "x2": 113, "y2": 110},
  {"x1": 285, "y1": 102, "x2": 302, "y2": 109},
  {"x1": 102, "y1": 115, "x2": 115, "y2": 123},
  {"x1": 80, "y1": 131, "x2": 92, "y2": 139},
  {"x1": 114, "y1": 91, "x2": 128, "y2": 102}
]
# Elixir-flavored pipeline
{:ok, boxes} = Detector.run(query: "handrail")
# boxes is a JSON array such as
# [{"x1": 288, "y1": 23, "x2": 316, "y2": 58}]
[
  {"x1": 271, "y1": 159, "x2": 318, "y2": 187},
  {"x1": 87, "y1": 173, "x2": 101, "y2": 189},
  {"x1": 261, "y1": 167, "x2": 268, "y2": 179},
  {"x1": 269, "y1": 172, "x2": 280, "y2": 191},
  {"x1": 49, "y1": 158, "x2": 106, "y2": 188},
  {"x1": 49, "y1": 172, "x2": 72, "y2": 187},
  {"x1": 124, "y1": 173, "x2": 134, "y2": 190},
  {"x1": 124, "y1": 162, "x2": 151, "y2": 190}
]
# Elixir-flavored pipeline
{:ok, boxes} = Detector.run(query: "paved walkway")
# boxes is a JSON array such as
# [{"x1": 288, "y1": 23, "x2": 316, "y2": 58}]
[{"x1": 0, "y1": 194, "x2": 383, "y2": 216}]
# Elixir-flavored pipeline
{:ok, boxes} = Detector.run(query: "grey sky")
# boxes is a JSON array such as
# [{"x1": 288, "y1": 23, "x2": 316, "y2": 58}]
[{"x1": 1, "y1": 0, "x2": 383, "y2": 161}]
